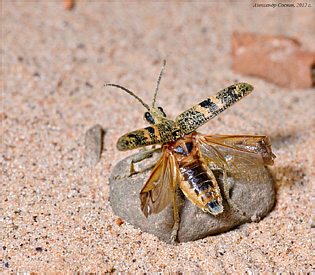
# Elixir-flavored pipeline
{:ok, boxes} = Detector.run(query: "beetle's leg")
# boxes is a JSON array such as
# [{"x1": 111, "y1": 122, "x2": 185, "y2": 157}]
[
  {"x1": 221, "y1": 169, "x2": 246, "y2": 216},
  {"x1": 127, "y1": 147, "x2": 162, "y2": 177},
  {"x1": 170, "y1": 188, "x2": 180, "y2": 244}
]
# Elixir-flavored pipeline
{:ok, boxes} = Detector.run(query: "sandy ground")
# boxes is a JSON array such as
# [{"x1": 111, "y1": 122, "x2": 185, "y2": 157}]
[{"x1": 2, "y1": 2, "x2": 313, "y2": 272}]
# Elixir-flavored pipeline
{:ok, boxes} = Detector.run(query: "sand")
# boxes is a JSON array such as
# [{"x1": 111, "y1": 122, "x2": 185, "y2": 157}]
[{"x1": 2, "y1": 2, "x2": 313, "y2": 272}]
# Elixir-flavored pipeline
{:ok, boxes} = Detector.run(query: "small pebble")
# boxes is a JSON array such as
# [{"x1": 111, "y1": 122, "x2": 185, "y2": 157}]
[
  {"x1": 84, "y1": 124, "x2": 104, "y2": 166},
  {"x1": 115, "y1": 218, "x2": 124, "y2": 226}
]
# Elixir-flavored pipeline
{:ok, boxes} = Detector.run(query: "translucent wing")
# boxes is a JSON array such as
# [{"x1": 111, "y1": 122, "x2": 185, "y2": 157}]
[
  {"x1": 139, "y1": 148, "x2": 181, "y2": 217},
  {"x1": 175, "y1": 83, "x2": 254, "y2": 135},
  {"x1": 196, "y1": 134, "x2": 276, "y2": 174}
]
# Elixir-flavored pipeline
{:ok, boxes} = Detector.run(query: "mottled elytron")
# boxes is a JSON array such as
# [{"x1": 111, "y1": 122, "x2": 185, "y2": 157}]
[{"x1": 105, "y1": 61, "x2": 275, "y2": 243}]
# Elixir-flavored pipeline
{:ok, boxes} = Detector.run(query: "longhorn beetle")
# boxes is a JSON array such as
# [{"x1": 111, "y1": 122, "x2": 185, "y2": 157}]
[{"x1": 105, "y1": 61, "x2": 275, "y2": 243}]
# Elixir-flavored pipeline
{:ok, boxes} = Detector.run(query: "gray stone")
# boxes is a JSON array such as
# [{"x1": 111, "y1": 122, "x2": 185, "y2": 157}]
[
  {"x1": 84, "y1": 124, "x2": 104, "y2": 166},
  {"x1": 109, "y1": 152, "x2": 275, "y2": 243}
]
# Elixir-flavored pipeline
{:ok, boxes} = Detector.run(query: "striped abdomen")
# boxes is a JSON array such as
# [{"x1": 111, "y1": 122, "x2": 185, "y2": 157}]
[{"x1": 171, "y1": 138, "x2": 223, "y2": 215}]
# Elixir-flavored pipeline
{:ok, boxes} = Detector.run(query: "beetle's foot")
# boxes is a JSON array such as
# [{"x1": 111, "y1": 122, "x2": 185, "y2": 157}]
[
  {"x1": 227, "y1": 198, "x2": 246, "y2": 216},
  {"x1": 115, "y1": 162, "x2": 139, "y2": 179},
  {"x1": 170, "y1": 221, "x2": 179, "y2": 244},
  {"x1": 127, "y1": 162, "x2": 139, "y2": 176}
]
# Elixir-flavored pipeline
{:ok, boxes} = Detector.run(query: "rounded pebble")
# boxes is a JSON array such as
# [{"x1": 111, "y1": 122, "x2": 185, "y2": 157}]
[{"x1": 109, "y1": 152, "x2": 275, "y2": 243}]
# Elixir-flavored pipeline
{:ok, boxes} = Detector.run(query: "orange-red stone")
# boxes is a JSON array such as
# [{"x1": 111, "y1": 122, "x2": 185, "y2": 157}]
[{"x1": 231, "y1": 32, "x2": 314, "y2": 89}]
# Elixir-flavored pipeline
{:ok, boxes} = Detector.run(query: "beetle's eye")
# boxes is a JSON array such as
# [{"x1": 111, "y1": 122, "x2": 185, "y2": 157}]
[
  {"x1": 158, "y1": 107, "x2": 166, "y2": 117},
  {"x1": 144, "y1": 112, "x2": 154, "y2": 124}
]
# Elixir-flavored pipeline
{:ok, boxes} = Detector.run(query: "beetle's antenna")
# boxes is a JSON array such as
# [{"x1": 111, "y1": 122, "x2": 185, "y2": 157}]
[
  {"x1": 152, "y1": 60, "x2": 166, "y2": 108},
  {"x1": 105, "y1": 83, "x2": 150, "y2": 110}
]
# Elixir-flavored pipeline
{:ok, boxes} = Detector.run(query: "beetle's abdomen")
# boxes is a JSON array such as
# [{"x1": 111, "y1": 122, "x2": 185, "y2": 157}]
[{"x1": 178, "y1": 159, "x2": 223, "y2": 215}]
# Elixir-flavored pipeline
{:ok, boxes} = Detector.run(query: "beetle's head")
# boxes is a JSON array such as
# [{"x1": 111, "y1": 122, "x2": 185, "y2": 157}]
[{"x1": 144, "y1": 107, "x2": 167, "y2": 125}]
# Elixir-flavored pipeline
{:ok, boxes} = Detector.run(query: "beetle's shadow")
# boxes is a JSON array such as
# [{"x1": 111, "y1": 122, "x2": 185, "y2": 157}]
[
  {"x1": 267, "y1": 125, "x2": 309, "y2": 151},
  {"x1": 267, "y1": 129, "x2": 307, "y2": 185},
  {"x1": 263, "y1": 129, "x2": 308, "y2": 212}
]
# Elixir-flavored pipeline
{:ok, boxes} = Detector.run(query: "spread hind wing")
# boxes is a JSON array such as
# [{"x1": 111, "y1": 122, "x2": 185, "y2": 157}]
[
  {"x1": 139, "y1": 148, "x2": 181, "y2": 217},
  {"x1": 196, "y1": 134, "x2": 275, "y2": 174}
]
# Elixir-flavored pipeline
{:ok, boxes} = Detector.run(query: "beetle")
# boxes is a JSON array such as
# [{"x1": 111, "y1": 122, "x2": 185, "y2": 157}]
[{"x1": 105, "y1": 61, "x2": 275, "y2": 242}]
